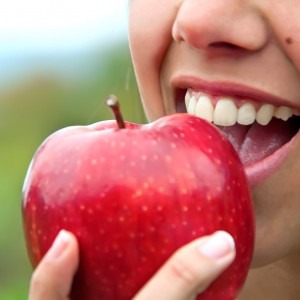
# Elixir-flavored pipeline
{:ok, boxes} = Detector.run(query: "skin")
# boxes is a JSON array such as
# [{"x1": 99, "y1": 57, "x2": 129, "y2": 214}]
[{"x1": 29, "y1": 0, "x2": 300, "y2": 299}]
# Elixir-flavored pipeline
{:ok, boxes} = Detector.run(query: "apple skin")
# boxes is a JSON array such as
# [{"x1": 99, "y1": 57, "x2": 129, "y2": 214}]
[{"x1": 22, "y1": 113, "x2": 254, "y2": 300}]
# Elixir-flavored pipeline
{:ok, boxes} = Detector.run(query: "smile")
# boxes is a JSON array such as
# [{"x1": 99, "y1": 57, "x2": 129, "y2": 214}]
[
  {"x1": 173, "y1": 78, "x2": 300, "y2": 187},
  {"x1": 185, "y1": 89, "x2": 299, "y2": 126}
]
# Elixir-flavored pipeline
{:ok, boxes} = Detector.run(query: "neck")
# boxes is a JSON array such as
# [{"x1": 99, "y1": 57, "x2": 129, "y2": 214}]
[{"x1": 239, "y1": 252, "x2": 300, "y2": 300}]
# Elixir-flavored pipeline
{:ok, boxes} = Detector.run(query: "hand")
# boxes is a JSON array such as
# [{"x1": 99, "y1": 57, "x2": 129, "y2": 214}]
[{"x1": 29, "y1": 230, "x2": 235, "y2": 300}]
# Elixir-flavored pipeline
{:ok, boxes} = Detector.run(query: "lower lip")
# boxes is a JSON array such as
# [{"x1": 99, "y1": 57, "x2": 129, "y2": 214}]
[{"x1": 245, "y1": 130, "x2": 300, "y2": 187}]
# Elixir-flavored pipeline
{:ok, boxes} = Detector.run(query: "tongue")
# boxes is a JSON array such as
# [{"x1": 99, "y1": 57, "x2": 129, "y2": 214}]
[{"x1": 217, "y1": 118, "x2": 298, "y2": 167}]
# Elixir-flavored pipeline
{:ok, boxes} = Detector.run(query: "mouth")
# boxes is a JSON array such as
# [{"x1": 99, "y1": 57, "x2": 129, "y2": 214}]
[{"x1": 174, "y1": 83, "x2": 300, "y2": 187}]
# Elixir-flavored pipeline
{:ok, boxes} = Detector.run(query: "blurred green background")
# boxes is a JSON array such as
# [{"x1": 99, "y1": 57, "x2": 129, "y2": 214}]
[{"x1": 0, "y1": 1, "x2": 145, "y2": 298}]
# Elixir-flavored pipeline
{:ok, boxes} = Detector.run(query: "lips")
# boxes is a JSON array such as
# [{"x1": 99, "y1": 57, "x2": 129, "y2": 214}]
[{"x1": 173, "y1": 78, "x2": 300, "y2": 186}]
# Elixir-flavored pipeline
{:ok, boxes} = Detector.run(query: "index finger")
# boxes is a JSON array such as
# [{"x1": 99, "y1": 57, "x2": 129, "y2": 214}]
[{"x1": 134, "y1": 231, "x2": 235, "y2": 300}]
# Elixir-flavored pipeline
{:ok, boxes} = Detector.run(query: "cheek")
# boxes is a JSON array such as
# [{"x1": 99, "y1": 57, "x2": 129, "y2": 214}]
[
  {"x1": 267, "y1": 2, "x2": 300, "y2": 73},
  {"x1": 128, "y1": 1, "x2": 178, "y2": 120}
]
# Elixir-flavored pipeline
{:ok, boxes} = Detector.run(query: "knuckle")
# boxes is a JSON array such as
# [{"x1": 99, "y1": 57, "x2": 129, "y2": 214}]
[{"x1": 169, "y1": 252, "x2": 202, "y2": 287}]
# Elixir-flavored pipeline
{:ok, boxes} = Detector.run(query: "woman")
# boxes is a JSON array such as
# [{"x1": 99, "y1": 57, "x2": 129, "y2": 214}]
[{"x1": 29, "y1": 1, "x2": 300, "y2": 299}]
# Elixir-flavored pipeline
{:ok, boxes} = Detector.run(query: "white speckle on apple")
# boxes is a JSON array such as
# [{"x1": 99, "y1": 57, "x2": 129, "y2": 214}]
[
  {"x1": 132, "y1": 190, "x2": 143, "y2": 198},
  {"x1": 148, "y1": 176, "x2": 154, "y2": 183},
  {"x1": 207, "y1": 148, "x2": 213, "y2": 154},
  {"x1": 206, "y1": 193, "x2": 212, "y2": 201},
  {"x1": 111, "y1": 141, "x2": 116, "y2": 148},
  {"x1": 76, "y1": 159, "x2": 82, "y2": 166},
  {"x1": 182, "y1": 206, "x2": 188, "y2": 212},
  {"x1": 149, "y1": 227, "x2": 155, "y2": 232},
  {"x1": 109, "y1": 265, "x2": 115, "y2": 271},
  {"x1": 119, "y1": 216, "x2": 125, "y2": 222},
  {"x1": 32, "y1": 205, "x2": 37, "y2": 211},
  {"x1": 100, "y1": 192, "x2": 106, "y2": 198},
  {"x1": 142, "y1": 206, "x2": 148, "y2": 212},
  {"x1": 120, "y1": 142, "x2": 126, "y2": 147},
  {"x1": 214, "y1": 159, "x2": 222, "y2": 165},
  {"x1": 157, "y1": 205, "x2": 163, "y2": 211},
  {"x1": 169, "y1": 177, "x2": 176, "y2": 184},
  {"x1": 100, "y1": 157, "x2": 106, "y2": 163},
  {"x1": 141, "y1": 155, "x2": 147, "y2": 161},
  {"x1": 143, "y1": 182, "x2": 149, "y2": 189},
  {"x1": 85, "y1": 174, "x2": 92, "y2": 181},
  {"x1": 171, "y1": 143, "x2": 177, "y2": 149},
  {"x1": 173, "y1": 133, "x2": 179, "y2": 139},
  {"x1": 120, "y1": 155, "x2": 125, "y2": 160},
  {"x1": 153, "y1": 154, "x2": 159, "y2": 160},
  {"x1": 182, "y1": 221, "x2": 188, "y2": 226},
  {"x1": 91, "y1": 159, "x2": 97, "y2": 165},
  {"x1": 196, "y1": 206, "x2": 202, "y2": 212},
  {"x1": 181, "y1": 188, "x2": 188, "y2": 195},
  {"x1": 158, "y1": 187, "x2": 165, "y2": 193},
  {"x1": 80, "y1": 205, "x2": 85, "y2": 211},
  {"x1": 165, "y1": 155, "x2": 172, "y2": 163},
  {"x1": 130, "y1": 161, "x2": 136, "y2": 167}
]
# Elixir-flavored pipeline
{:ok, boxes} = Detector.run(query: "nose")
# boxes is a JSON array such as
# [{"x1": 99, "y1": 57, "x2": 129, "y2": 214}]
[{"x1": 172, "y1": 0, "x2": 269, "y2": 53}]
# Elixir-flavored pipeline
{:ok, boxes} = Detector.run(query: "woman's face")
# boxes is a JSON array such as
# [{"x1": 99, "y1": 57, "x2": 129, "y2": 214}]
[{"x1": 128, "y1": 0, "x2": 300, "y2": 268}]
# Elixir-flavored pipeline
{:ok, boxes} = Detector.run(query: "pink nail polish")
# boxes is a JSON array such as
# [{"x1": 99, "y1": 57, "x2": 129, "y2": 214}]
[
  {"x1": 198, "y1": 231, "x2": 235, "y2": 260},
  {"x1": 47, "y1": 230, "x2": 71, "y2": 259}
]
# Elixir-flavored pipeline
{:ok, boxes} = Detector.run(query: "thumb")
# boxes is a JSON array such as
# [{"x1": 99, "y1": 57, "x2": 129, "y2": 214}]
[
  {"x1": 134, "y1": 231, "x2": 236, "y2": 300},
  {"x1": 29, "y1": 230, "x2": 79, "y2": 300}
]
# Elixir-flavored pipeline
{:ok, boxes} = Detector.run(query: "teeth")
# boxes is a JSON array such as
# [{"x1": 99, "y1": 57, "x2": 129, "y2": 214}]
[
  {"x1": 274, "y1": 106, "x2": 293, "y2": 121},
  {"x1": 185, "y1": 90, "x2": 192, "y2": 108},
  {"x1": 214, "y1": 99, "x2": 238, "y2": 126},
  {"x1": 195, "y1": 95, "x2": 214, "y2": 122},
  {"x1": 256, "y1": 104, "x2": 274, "y2": 125},
  {"x1": 188, "y1": 96, "x2": 197, "y2": 115},
  {"x1": 185, "y1": 90, "x2": 297, "y2": 126},
  {"x1": 237, "y1": 103, "x2": 256, "y2": 125}
]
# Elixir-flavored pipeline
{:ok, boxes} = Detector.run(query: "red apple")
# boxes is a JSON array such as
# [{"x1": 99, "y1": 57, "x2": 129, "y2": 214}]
[{"x1": 22, "y1": 96, "x2": 254, "y2": 300}]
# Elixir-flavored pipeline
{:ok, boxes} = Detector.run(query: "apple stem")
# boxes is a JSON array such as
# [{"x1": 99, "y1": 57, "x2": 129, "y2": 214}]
[{"x1": 106, "y1": 95, "x2": 126, "y2": 129}]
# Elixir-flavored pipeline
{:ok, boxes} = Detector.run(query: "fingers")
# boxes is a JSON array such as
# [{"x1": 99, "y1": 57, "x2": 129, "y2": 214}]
[
  {"x1": 29, "y1": 230, "x2": 79, "y2": 300},
  {"x1": 134, "y1": 231, "x2": 236, "y2": 300}
]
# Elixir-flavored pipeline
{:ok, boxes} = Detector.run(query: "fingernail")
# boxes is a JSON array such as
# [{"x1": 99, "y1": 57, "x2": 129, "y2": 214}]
[
  {"x1": 198, "y1": 231, "x2": 235, "y2": 260},
  {"x1": 47, "y1": 230, "x2": 71, "y2": 259}
]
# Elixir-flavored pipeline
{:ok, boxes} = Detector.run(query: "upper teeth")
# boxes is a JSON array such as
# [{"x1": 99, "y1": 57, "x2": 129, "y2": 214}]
[{"x1": 185, "y1": 90, "x2": 297, "y2": 126}]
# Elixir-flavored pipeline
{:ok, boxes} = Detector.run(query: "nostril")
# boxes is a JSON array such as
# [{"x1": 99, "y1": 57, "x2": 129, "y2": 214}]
[{"x1": 210, "y1": 42, "x2": 241, "y2": 50}]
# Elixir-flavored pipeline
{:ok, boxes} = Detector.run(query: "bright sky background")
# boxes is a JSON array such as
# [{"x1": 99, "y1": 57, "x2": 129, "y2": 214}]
[{"x1": 0, "y1": 0, "x2": 128, "y2": 55}]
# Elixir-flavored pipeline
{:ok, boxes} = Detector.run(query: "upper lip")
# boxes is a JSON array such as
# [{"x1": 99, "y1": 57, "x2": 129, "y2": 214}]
[{"x1": 172, "y1": 75, "x2": 300, "y2": 109}]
